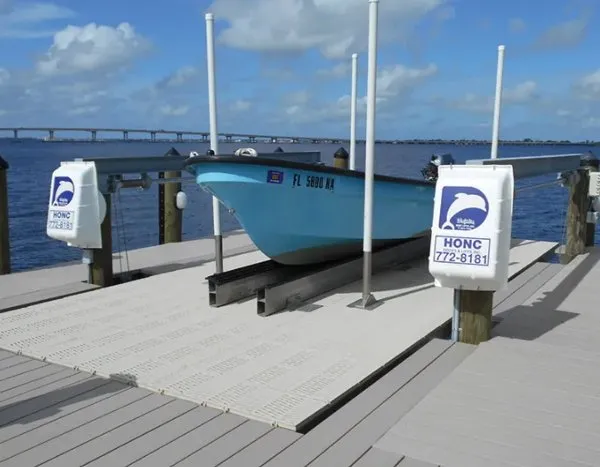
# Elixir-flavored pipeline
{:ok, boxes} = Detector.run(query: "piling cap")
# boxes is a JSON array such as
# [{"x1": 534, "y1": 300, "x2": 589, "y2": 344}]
[
  {"x1": 274, "y1": 146, "x2": 285, "y2": 153},
  {"x1": 164, "y1": 147, "x2": 182, "y2": 157},
  {"x1": 0, "y1": 154, "x2": 8, "y2": 170},
  {"x1": 206, "y1": 149, "x2": 216, "y2": 156},
  {"x1": 580, "y1": 151, "x2": 599, "y2": 169},
  {"x1": 334, "y1": 147, "x2": 349, "y2": 159}
]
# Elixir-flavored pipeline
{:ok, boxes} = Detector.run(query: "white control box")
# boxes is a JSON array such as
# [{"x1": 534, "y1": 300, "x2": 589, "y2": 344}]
[
  {"x1": 589, "y1": 172, "x2": 600, "y2": 197},
  {"x1": 428, "y1": 164, "x2": 514, "y2": 291},
  {"x1": 46, "y1": 161, "x2": 106, "y2": 249}
]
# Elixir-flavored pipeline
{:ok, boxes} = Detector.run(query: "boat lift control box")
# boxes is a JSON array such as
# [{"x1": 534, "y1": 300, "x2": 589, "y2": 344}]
[
  {"x1": 46, "y1": 160, "x2": 106, "y2": 249},
  {"x1": 428, "y1": 164, "x2": 514, "y2": 291}
]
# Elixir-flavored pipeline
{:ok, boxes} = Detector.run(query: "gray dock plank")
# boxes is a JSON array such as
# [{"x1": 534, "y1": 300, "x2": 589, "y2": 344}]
[
  {"x1": 32, "y1": 397, "x2": 196, "y2": 467},
  {"x1": 352, "y1": 447, "x2": 405, "y2": 466},
  {"x1": 85, "y1": 406, "x2": 223, "y2": 467},
  {"x1": 0, "y1": 349, "x2": 16, "y2": 361},
  {"x1": 217, "y1": 426, "x2": 302, "y2": 467},
  {"x1": 0, "y1": 354, "x2": 36, "y2": 371},
  {"x1": 0, "y1": 358, "x2": 47, "y2": 381},
  {"x1": 128, "y1": 413, "x2": 247, "y2": 466},
  {"x1": 263, "y1": 339, "x2": 454, "y2": 467},
  {"x1": 175, "y1": 420, "x2": 274, "y2": 467},
  {"x1": 398, "y1": 456, "x2": 441, "y2": 466},
  {"x1": 376, "y1": 337, "x2": 600, "y2": 467},
  {"x1": 0, "y1": 379, "x2": 125, "y2": 442},
  {"x1": 306, "y1": 343, "x2": 475, "y2": 467},
  {"x1": 493, "y1": 262, "x2": 563, "y2": 317},
  {"x1": 0, "y1": 281, "x2": 100, "y2": 313},
  {"x1": 0, "y1": 387, "x2": 148, "y2": 463},
  {"x1": 28, "y1": 395, "x2": 194, "y2": 467},
  {"x1": 0, "y1": 369, "x2": 85, "y2": 403},
  {"x1": 0, "y1": 362, "x2": 66, "y2": 392},
  {"x1": 0, "y1": 230, "x2": 254, "y2": 312}
]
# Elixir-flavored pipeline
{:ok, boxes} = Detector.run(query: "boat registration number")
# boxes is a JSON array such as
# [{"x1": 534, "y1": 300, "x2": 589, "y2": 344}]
[{"x1": 292, "y1": 173, "x2": 335, "y2": 192}]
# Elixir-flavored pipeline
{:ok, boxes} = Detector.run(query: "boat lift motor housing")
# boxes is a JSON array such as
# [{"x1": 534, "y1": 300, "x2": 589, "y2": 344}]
[
  {"x1": 46, "y1": 160, "x2": 106, "y2": 249},
  {"x1": 428, "y1": 164, "x2": 515, "y2": 291}
]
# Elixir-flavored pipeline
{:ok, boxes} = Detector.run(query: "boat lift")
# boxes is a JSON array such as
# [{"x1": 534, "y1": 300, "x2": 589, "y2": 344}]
[{"x1": 44, "y1": 2, "x2": 598, "y2": 318}]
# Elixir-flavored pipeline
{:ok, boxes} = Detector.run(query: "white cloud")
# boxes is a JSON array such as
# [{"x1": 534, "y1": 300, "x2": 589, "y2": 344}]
[
  {"x1": 0, "y1": 2, "x2": 75, "y2": 38},
  {"x1": 377, "y1": 64, "x2": 437, "y2": 97},
  {"x1": 509, "y1": 17, "x2": 526, "y2": 33},
  {"x1": 573, "y1": 69, "x2": 600, "y2": 100},
  {"x1": 36, "y1": 22, "x2": 151, "y2": 76},
  {"x1": 503, "y1": 80, "x2": 538, "y2": 103},
  {"x1": 316, "y1": 62, "x2": 350, "y2": 79},
  {"x1": 160, "y1": 105, "x2": 189, "y2": 116},
  {"x1": 280, "y1": 63, "x2": 436, "y2": 124},
  {"x1": 209, "y1": 0, "x2": 448, "y2": 59},
  {"x1": 0, "y1": 68, "x2": 9, "y2": 85},
  {"x1": 157, "y1": 66, "x2": 199, "y2": 88},
  {"x1": 230, "y1": 99, "x2": 251, "y2": 112},
  {"x1": 446, "y1": 81, "x2": 539, "y2": 113},
  {"x1": 534, "y1": 17, "x2": 588, "y2": 49}
]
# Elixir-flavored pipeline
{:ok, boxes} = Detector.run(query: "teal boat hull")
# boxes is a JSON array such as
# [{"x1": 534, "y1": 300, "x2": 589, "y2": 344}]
[{"x1": 185, "y1": 156, "x2": 435, "y2": 265}]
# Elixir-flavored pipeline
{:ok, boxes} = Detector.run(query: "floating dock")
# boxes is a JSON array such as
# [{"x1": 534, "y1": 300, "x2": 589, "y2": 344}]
[{"x1": 2, "y1": 232, "x2": 591, "y2": 466}]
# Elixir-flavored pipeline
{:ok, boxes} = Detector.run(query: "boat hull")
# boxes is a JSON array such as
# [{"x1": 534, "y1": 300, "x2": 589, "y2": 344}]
[{"x1": 185, "y1": 157, "x2": 435, "y2": 265}]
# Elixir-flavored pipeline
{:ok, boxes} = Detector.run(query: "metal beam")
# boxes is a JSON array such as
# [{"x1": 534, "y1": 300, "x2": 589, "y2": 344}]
[
  {"x1": 206, "y1": 260, "x2": 320, "y2": 306},
  {"x1": 466, "y1": 153, "x2": 583, "y2": 179},
  {"x1": 256, "y1": 235, "x2": 431, "y2": 317}
]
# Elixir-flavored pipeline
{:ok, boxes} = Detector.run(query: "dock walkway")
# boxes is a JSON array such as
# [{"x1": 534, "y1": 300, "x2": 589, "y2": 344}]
[
  {"x1": 0, "y1": 230, "x2": 255, "y2": 313},
  {"x1": 373, "y1": 247, "x2": 600, "y2": 466},
  {"x1": 0, "y1": 236, "x2": 568, "y2": 466}
]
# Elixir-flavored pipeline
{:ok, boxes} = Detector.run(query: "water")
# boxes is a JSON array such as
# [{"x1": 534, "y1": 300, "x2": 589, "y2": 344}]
[{"x1": 0, "y1": 139, "x2": 595, "y2": 272}]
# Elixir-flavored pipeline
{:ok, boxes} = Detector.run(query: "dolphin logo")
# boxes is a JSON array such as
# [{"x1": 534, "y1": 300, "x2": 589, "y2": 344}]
[
  {"x1": 51, "y1": 177, "x2": 75, "y2": 206},
  {"x1": 441, "y1": 192, "x2": 487, "y2": 230}
]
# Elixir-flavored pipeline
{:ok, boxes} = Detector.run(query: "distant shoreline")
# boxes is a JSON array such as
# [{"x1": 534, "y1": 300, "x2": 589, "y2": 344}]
[{"x1": 0, "y1": 137, "x2": 596, "y2": 146}]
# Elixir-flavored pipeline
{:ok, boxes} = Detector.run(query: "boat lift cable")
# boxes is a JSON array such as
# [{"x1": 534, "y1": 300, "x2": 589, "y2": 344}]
[
  {"x1": 111, "y1": 195, "x2": 124, "y2": 277},
  {"x1": 116, "y1": 188, "x2": 131, "y2": 277},
  {"x1": 514, "y1": 179, "x2": 565, "y2": 193},
  {"x1": 111, "y1": 189, "x2": 131, "y2": 280}
]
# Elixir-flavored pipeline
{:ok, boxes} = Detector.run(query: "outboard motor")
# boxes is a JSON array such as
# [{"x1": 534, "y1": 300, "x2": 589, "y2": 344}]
[{"x1": 421, "y1": 152, "x2": 454, "y2": 182}]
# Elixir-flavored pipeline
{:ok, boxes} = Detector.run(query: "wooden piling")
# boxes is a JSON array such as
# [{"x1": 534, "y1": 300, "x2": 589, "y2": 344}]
[
  {"x1": 562, "y1": 169, "x2": 589, "y2": 263},
  {"x1": 162, "y1": 148, "x2": 182, "y2": 243},
  {"x1": 584, "y1": 152, "x2": 599, "y2": 247},
  {"x1": 158, "y1": 171, "x2": 165, "y2": 244},
  {"x1": 90, "y1": 193, "x2": 113, "y2": 286},
  {"x1": 457, "y1": 289, "x2": 494, "y2": 345},
  {"x1": 0, "y1": 155, "x2": 10, "y2": 275}
]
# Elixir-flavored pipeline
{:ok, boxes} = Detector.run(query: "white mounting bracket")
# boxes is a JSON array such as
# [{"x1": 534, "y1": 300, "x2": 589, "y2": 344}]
[{"x1": 589, "y1": 172, "x2": 600, "y2": 197}]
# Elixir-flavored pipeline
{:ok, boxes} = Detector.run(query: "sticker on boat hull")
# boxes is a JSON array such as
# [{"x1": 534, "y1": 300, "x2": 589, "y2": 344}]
[{"x1": 267, "y1": 170, "x2": 284, "y2": 184}]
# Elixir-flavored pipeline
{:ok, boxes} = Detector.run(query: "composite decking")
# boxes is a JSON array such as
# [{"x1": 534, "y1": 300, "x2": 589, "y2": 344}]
[
  {"x1": 0, "y1": 230, "x2": 255, "y2": 313},
  {"x1": 374, "y1": 247, "x2": 600, "y2": 467},
  {"x1": 0, "y1": 238, "x2": 556, "y2": 433},
  {"x1": 0, "y1": 237, "x2": 566, "y2": 466}
]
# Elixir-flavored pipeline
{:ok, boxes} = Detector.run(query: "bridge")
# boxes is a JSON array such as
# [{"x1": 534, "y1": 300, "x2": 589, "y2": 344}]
[
  {"x1": 0, "y1": 127, "x2": 592, "y2": 147},
  {"x1": 0, "y1": 127, "x2": 367, "y2": 145}
]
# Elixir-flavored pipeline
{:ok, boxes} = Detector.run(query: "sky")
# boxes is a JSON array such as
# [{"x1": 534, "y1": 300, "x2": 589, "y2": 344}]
[{"x1": 0, "y1": 0, "x2": 599, "y2": 141}]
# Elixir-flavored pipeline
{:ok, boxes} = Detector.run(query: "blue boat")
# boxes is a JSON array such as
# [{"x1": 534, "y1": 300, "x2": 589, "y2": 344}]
[{"x1": 184, "y1": 154, "x2": 439, "y2": 265}]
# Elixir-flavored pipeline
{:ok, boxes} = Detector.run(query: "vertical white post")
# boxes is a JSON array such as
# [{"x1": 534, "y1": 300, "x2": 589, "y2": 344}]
[
  {"x1": 490, "y1": 44, "x2": 505, "y2": 160},
  {"x1": 360, "y1": 0, "x2": 379, "y2": 308},
  {"x1": 349, "y1": 53, "x2": 358, "y2": 170},
  {"x1": 205, "y1": 12, "x2": 223, "y2": 273}
]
